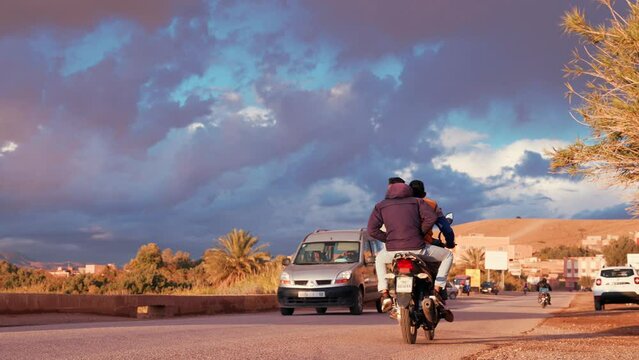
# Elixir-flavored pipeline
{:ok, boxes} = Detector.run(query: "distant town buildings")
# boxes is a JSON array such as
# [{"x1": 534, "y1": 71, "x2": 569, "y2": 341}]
[
  {"x1": 455, "y1": 228, "x2": 638, "y2": 289},
  {"x1": 49, "y1": 264, "x2": 116, "y2": 277},
  {"x1": 453, "y1": 233, "x2": 532, "y2": 263},
  {"x1": 581, "y1": 232, "x2": 639, "y2": 250}
]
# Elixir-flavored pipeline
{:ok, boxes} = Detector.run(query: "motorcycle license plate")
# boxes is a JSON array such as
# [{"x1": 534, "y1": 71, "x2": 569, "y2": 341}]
[
  {"x1": 298, "y1": 291, "x2": 325, "y2": 298},
  {"x1": 396, "y1": 276, "x2": 413, "y2": 293}
]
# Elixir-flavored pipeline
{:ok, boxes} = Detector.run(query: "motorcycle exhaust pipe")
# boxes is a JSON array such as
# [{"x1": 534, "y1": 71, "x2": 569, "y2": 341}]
[{"x1": 422, "y1": 298, "x2": 436, "y2": 324}]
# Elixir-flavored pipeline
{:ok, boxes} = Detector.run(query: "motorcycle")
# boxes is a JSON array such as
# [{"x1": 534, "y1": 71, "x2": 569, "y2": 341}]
[
  {"x1": 385, "y1": 213, "x2": 454, "y2": 344},
  {"x1": 539, "y1": 292, "x2": 550, "y2": 308}
]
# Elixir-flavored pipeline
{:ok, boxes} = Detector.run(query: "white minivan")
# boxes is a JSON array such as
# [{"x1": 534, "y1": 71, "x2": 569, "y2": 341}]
[{"x1": 277, "y1": 229, "x2": 383, "y2": 315}]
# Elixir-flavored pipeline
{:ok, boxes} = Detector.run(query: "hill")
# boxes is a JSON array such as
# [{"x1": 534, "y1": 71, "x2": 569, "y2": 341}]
[
  {"x1": 452, "y1": 218, "x2": 639, "y2": 251},
  {"x1": 0, "y1": 252, "x2": 83, "y2": 270},
  {"x1": 0, "y1": 252, "x2": 35, "y2": 267}
]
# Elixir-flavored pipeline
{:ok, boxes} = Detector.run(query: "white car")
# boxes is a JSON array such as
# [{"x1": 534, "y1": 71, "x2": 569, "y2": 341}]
[{"x1": 592, "y1": 266, "x2": 639, "y2": 311}]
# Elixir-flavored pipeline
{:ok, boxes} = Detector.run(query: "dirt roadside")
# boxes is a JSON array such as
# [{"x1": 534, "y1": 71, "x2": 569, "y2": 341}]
[{"x1": 465, "y1": 292, "x2": 639, "y2": 360}]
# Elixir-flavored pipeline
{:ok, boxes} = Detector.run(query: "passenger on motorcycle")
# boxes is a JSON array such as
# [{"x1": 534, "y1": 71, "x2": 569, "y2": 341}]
[
  {"x1": 408, "y1": 180, "x2": 456, "y2": 300},
  {"x1": 367, "y1": 178, "x2": 454, "y2": 313},
  {"x1": 536, "y1": 278, "x2": 552, "y2": 305}
]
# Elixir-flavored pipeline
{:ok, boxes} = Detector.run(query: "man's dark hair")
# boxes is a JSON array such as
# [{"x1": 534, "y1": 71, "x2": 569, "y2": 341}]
[
  {"x1": 409, "y1": 180, "x2": 426, "y2": 198},
  {"x1": 388, "y1": 177, "x2": 405, "y2": 184}
]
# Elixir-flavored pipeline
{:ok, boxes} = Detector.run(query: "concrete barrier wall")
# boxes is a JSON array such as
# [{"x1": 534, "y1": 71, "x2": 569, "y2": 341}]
[{"x1": 0, "y1": 293, "x2": 278, "y2": 318}]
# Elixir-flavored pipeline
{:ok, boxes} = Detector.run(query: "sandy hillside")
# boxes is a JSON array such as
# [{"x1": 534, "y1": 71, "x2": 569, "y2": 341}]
[{"x1": 452, "y1": 218, "x2": 639, "y2": 251}]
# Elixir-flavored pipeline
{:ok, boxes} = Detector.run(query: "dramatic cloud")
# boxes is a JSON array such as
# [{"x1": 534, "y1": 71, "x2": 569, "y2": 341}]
[{"x1": 0, "y1": 1, "x2": 632, "y2": 264}]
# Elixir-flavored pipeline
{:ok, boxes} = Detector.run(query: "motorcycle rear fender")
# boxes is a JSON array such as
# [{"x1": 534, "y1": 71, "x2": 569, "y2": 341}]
[{"x1": 396, "y1": 293, "x2": 412, "y2": 307}]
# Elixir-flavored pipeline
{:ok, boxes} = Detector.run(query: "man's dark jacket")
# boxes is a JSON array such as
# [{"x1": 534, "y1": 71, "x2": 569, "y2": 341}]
[{"x1": 367, "y1": 183, "x2": 437, "y2": 251}]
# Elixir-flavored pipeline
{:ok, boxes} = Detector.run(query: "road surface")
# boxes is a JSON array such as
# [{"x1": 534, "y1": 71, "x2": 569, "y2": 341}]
[{"x1": 0, "y1": 292, "x2": 574, "y2": 360}]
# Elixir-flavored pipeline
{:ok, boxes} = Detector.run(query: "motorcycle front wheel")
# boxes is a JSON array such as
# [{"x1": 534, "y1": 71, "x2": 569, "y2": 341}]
[
  {"x1": 400, "y1": 306, "x2": 418, "y2": 344},
  {"x1": 424, "y1": 328, "x2": 435, "y2": 341}
]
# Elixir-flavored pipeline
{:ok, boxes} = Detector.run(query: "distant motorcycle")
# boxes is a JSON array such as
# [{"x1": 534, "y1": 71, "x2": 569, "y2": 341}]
[{"x1": 538, "y1": 292, "x2": 550, "y2": 308}]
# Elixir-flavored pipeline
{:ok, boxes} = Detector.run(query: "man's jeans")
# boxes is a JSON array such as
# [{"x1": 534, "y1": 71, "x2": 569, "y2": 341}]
[{"x1": 375, "y1": 244, "x2": 453, "y2": 291}]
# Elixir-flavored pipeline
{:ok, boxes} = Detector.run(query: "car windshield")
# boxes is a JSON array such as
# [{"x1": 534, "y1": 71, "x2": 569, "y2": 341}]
[
  {"x1": 481, "y1": 282, "x2": 494, "y2": 287},
  {"x1": 294, "y1": 241, "x2": 360, "y2": 265},
  {"x1": 601, "y1": 268, "x2": 635, "y2": 278}
]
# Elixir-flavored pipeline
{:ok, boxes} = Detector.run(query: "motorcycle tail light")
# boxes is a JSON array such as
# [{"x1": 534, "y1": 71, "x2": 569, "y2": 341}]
[
  {"x1": 397, "y1": 259, "x2": 414, "y2": 274},
  {"x1": 595, "y1": 278, "x2": 602, "y2": 286}
]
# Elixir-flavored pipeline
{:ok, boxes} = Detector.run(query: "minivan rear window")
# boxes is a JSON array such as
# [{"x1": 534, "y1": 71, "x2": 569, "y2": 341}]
[
  {"x1": 600, "y1": 268, "x2": 635, "y2": 278},
  {"x1": 294, "y1": 241, "x2": 360, "y2": 265}
]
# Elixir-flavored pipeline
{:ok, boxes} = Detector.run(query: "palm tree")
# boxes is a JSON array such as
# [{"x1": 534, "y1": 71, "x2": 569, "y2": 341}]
[
  {"x1": 203, "y1": 229, "x2": 271, "y2": 286},
  {"x1": 459, "y1": 247, "x2": 485, "y2": 270}
]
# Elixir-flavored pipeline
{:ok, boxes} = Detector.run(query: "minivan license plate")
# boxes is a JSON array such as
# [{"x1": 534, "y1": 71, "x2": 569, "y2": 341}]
[
  {"x1": 396, "y1": 276, "x2": 413, "y2": 293},
  {"x1": 298, "y1": 291, "x2": 325, "y2": 298}
]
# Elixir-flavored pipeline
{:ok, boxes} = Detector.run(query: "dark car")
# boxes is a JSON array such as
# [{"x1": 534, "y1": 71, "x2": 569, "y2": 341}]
[{"x1": 480, "y1": 281, "x2": 499, "y2": 295}]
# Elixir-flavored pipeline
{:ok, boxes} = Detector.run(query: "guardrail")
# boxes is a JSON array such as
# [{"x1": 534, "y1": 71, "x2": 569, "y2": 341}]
[{"x1": 0, "y1": 293, "x2": 278, "y2": 318}]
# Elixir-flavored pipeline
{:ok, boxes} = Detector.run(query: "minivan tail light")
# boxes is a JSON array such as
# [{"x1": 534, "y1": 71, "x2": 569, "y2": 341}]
[
  {"x1": 634, "y1": 277, "x2": 639, "y2": 285},
  {"x1": 595, "y1": 278, "x2": 602, "y2": 286},
  {"x1": 397, "y1": 259, "x2": 414, "y2": 274}
]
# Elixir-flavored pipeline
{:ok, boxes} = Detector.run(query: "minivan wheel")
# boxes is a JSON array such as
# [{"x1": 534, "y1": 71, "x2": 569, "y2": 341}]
[
  {"x1": 280, "y1": 307, "x2": 294, "y2": 316},
  {"x1": 315, "y1": 307, "x2": 327, "y2": 314},
  {"x1": 350, "y1": 288, "x2": 364, "y2": 315}
]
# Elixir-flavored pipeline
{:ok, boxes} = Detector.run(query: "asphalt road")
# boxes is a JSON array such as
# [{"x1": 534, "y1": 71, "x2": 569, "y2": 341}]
[{"x1": 0, "y1": 292, "x2": 574, "y2": 360}]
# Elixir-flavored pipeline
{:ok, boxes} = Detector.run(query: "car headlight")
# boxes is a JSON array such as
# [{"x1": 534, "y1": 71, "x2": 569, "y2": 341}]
[
  {"x1": 280, "y1": 272, "x2": 292, "y2": 285},
  {"x1": 335, "y1": 270, "x2": 352, "y2": 284}
]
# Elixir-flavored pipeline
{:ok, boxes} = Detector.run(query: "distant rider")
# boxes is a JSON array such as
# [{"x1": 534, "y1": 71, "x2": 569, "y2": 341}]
[
  {"x1": 367, "y1": 177, "x2": 454, "y2": 322},
  {"x1": 536, "y1": 278, "x2": 552, "y2": 305}
]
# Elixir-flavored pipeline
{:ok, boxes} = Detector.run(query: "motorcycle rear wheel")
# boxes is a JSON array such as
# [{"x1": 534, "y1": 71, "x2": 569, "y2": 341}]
[{"x1": 400, "y1": 306, "x2": 417, "y2": 344}]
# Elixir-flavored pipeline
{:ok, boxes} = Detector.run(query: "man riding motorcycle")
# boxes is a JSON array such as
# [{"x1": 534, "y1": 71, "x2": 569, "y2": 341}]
[
  {"x1": 367, "y1": 178, "x2": 454, "y2": 319},
  {"x1": 537, "y1": 278, "x2": 552, "y2": 305}
]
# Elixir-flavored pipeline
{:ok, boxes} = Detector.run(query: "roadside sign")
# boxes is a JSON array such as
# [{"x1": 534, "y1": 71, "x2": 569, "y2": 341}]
[
  {"x1": 485, "y1": 250, "x2": 508, "y2": 270},
  {"x1": 465, "y1": 268, "x2": 481, "y2": 288}
]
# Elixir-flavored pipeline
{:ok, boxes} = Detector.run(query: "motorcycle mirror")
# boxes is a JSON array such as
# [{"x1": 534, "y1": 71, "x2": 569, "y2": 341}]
[{"x1": 445, "y1": 212, "x2": 454, "y2": 224}]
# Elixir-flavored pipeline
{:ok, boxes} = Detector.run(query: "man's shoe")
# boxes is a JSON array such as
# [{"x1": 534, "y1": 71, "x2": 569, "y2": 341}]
[
  {"x1": 442, "y1": 309, "x2": 454, "y2": 323},
  {"x1": 380, "y1": 291, "x2": 393, "y2": 313},
  {"x1": 434, "y1": 289, "x2": 446, "y2": 306},
  {"x1": 389, "y1": 307, "x2": 398, "y2": 320}
]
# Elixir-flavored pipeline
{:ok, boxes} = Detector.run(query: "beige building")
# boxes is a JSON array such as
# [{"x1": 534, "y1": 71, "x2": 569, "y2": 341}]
[
  {"x1": 514, "y1": 257, "x2": 564, "y2": 283},
  {"x1": 564, "y1": 254, "x2": 606, "y2": 289},
  {"x1": 78, "y1": 264, "x2": 116, "y2": 275},
  {"x1": 581, "y1": 235, "x2": 619, "y2": 250},
  {"x1": 453, "y1": 233, "x2": 532, "y2": 262},
  {"x1": 49, "y1": 267, "x2": 72, "y2": 278}
]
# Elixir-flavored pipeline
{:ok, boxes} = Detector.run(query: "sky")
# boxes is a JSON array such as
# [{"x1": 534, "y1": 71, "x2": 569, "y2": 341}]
[{"x1": 0, "y1": 0, "x2": 633, "y2": 264}]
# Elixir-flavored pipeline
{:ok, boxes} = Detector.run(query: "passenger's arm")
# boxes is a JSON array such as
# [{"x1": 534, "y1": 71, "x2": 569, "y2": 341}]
[
  {"x1": 436, "y1": 215, "x2": 455, "y2": 248},
  {"x1": 367, "y1": 205, "x2": 387, "y2": 242}
]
